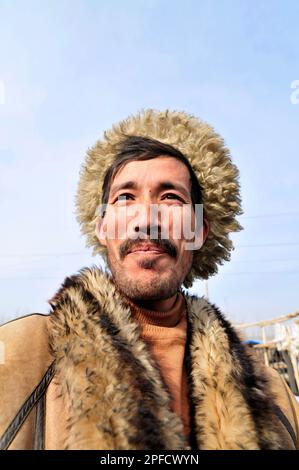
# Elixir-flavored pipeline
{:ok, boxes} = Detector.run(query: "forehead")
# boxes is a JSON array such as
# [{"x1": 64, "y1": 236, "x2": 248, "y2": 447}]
[{"x1": 112, "y1": 156, "x2": 191, "y2": 186}]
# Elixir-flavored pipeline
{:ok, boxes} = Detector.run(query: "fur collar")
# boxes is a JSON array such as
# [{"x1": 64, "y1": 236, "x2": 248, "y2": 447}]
[{"x1": 48, "y1": 266, "x2": 287, "y2": 450}]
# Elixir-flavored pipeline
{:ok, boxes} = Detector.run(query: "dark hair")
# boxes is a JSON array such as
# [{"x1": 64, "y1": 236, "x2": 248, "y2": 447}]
[{"x1": 101, "y1": 135, "x2": 202, "y2": 208}]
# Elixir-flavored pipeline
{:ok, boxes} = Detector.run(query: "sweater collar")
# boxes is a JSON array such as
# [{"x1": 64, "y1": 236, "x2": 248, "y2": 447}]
[{"x1": 121, "y1": 291, "x2": 186, "y2": 327}]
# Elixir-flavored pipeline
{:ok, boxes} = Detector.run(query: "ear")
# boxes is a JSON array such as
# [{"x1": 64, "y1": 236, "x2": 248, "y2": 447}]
[
  {"x1": 190, "y1": 216, "x2": 209, "y2": 250},
  {"x1": 95, "y1": 215, "x2": 107, "y2": 247},
  {"x1": 202, "y1": 217, "x2": 209, "y2": 243}
]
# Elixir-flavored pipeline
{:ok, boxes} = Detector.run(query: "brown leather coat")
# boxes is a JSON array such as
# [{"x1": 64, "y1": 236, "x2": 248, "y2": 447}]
[{"x1": 0, "y1": 267, "x2": 299, "y2": 450}]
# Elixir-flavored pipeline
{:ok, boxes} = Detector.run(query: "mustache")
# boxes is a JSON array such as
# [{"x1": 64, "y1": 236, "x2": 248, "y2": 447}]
[{"x1": 119, "y1": 237, "x2": 178, "y2": 259}]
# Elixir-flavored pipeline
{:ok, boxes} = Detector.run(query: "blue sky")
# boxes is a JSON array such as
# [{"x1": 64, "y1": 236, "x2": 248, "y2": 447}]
[{"x1": 0, "y1": 0, "x2": 298, "y2": 325}]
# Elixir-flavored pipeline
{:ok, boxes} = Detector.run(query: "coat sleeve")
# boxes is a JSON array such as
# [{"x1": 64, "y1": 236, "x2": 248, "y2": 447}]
[
  {"x1": 0, "y1": 314, "x2": 52, "y2": 449},
  {"x1": 266, "y1": 366, "x2": 299, "y2": 449}
]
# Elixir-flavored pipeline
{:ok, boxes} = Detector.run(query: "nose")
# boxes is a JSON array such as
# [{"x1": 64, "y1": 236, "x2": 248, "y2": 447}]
[{"x1": 131, "y1": 202, "x2": 161, "y2": 238}]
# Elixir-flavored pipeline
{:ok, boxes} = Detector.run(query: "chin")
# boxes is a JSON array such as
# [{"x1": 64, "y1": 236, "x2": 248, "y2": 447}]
[
  {"x1": 108, "y1": 256, "x2": 181, "y2": 299},
  {"x1": 128, "y1": 266, "x2": 168, "y2": 280},
  {"x1": 117, "y1": 270, "x2": 179, "y2": 301}
]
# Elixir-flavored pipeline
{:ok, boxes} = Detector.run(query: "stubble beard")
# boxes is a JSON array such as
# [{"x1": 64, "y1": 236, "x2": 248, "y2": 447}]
[{"x1": 106, "y1": 250, "x2": 193, "y2": 301}]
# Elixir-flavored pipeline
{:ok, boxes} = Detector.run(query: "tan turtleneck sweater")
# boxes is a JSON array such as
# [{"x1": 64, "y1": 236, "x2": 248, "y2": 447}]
[{"x1": 123, "y1": 291, "x2": 191, "y2": 442}]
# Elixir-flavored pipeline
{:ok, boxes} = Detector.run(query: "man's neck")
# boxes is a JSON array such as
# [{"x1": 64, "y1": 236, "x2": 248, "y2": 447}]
[{"x1": 128, "y1": 292, "x2": 178, "y2": 312}]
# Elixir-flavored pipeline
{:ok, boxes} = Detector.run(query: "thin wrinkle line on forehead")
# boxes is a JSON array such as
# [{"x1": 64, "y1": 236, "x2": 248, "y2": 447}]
[{"x1": 109, "y1": 180, "x2": 191, "y2": 200}]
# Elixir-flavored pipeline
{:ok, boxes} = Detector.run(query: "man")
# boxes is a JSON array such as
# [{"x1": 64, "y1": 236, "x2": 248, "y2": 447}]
[{"x1": 0, "y1": 109, "x2": 298, "y2": 450}]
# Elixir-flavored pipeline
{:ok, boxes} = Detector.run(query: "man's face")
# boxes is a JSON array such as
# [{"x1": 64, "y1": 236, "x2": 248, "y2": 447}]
[{"x1": 95, "y1": 156, "x2": 209, "y2": 301}]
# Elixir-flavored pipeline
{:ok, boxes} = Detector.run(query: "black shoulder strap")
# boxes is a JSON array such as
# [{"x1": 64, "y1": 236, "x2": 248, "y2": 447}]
[
  {"x1": 0, "y1": 361, "x2": 55, "y2": 450},
  {"x1": 273, "y1": 404, "x2": 297, "y2": 449}
]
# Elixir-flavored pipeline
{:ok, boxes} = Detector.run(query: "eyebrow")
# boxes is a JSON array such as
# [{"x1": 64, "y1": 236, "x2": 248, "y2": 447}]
[{"x1": 109, "y1": 180, "x2": 191, "y2": 200}]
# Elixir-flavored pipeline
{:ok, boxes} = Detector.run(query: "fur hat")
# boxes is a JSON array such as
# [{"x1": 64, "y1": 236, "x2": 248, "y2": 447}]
[{"x1": 75, "y1": 108, "x2": 243, "y2": 287}]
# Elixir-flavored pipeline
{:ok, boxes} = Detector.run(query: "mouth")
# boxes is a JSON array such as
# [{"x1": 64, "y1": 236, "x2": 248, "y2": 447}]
[
  {"x1": 128, "y1": 244, "x2": 168, "y2": 256},
  {"x1": 129, "y1": 250, "x2": 166, "y2": 256}
]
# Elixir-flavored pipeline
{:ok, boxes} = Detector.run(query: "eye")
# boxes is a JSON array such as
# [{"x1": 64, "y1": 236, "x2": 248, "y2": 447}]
[
  {"x1": 162, "y1": 193, "x2": 185, "y2": 202},
  {"x1": 113, "y1": 193, "x2": 134, "y2": 203}
]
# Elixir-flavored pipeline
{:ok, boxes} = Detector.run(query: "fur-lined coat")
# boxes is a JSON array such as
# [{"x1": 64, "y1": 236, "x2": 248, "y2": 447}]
[{"x1": 0, "y1": 267, "x2": 298, "y2": 450}]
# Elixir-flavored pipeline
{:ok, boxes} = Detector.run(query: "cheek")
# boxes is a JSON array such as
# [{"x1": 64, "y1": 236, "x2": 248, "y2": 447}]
[
  {"x1": 161, "y1": 206, "x2": 196, "y2": 242},
  {"x1": 105, "y1": 206, "x2": 139, "y2": 241},
  {"x1": 159, "y1": 206, "x2": 183, "y2": 240},
  {"x1": 178, "y1": 244, "x2": 193, "y2": 262},
  {"x1": 104, "y1": 229, "x2": 121, "y2": 260}
]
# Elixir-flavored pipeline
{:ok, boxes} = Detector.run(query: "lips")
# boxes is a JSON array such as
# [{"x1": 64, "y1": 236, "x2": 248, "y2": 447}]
[{"x1": 128, "y1": 244, "x2": 167, "y2": 254}]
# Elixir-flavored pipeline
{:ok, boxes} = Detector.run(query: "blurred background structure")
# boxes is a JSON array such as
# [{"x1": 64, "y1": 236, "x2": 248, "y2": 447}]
[{"x1": 236, "y1": 311, "x2": 299, "y2": 397}]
